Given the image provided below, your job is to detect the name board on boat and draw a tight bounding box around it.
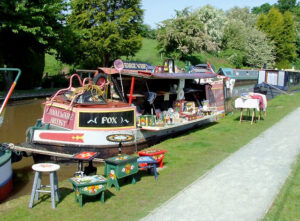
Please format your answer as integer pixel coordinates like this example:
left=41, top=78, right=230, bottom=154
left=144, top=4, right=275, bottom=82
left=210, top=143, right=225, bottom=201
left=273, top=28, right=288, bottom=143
left=123, top=61, right=152, bottom=70
left=43, top=106, right=75, bottom=130
left=78, top=109, right=136, bottom=129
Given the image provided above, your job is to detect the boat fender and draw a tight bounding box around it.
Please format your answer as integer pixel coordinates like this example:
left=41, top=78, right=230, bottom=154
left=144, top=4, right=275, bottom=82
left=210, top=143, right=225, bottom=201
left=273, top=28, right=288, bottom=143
left=0, top=143, right=10, bottom=151
left=177, top=89, right=184, bottom=100
left=11, top=150, right=22, bottom=163
left=26, top=127, right=35, bottom=143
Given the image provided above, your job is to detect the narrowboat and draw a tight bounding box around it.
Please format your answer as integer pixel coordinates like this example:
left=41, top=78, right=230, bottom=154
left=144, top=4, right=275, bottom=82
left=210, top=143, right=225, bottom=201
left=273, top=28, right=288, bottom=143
left=0, top=68, right=22, bottom=201
left=217, top=68, right=259, bottom=112
left=0, top=147, right=13, bottom=201
left=25, top=60, right=225, bottom=158
left=255, top=69, right=300, bottom=99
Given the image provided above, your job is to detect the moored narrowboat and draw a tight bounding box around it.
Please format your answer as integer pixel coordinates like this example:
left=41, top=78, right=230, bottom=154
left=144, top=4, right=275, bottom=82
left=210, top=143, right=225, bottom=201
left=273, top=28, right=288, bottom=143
left=0, top=148, right=13, bottom=201
left=25, top=60, right=226, bottom=159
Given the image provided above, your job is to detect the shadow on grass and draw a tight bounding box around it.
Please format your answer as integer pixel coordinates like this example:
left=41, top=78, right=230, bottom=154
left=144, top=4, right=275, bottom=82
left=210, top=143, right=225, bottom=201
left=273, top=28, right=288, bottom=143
left=80, top=189, right=115, bottom=206
left=31, top=187, right=73, bottom=208
left=233, top=116, right=265, bottom=122
left=137, top=169, right=158, bottom=180
left=176, top=121, right=218, bottom=138
left=11, top=166, right=33, bottom=197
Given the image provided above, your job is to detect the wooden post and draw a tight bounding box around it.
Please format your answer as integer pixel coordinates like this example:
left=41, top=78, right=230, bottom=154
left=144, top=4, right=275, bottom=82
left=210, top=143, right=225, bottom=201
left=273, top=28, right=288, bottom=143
left=240, top=108, right=243, bottom=123
left=129, top=76, right=135, bottom=105
left=251, top=109, right=255, bottom=125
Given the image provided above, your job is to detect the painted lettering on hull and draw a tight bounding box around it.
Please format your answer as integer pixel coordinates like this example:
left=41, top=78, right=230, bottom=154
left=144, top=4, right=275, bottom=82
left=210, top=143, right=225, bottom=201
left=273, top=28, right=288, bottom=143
left=43, top=106, right=75, bottom=129
left=78, top=109, right=135, bottom=129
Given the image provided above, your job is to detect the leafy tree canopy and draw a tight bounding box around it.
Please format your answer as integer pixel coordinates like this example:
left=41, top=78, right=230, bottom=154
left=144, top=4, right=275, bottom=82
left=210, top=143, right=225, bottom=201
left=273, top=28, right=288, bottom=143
left=227, top=7, right=257, bottom=27
left=0, top=0, right=67, bottom=89
left=252, top=3, right=272, bottom=14
left=257, top=7, right=296, bottom=68
left=222, top=7, right=275, bottom=68
left=193, top=5, right=226, bottom=45
left=66, top=0, right=143, bottom=68
left=156, top=7, right=221, bottom=60
left=276, top=0, right=298, bottom=13
left=141, top=24, right=156, bottom=39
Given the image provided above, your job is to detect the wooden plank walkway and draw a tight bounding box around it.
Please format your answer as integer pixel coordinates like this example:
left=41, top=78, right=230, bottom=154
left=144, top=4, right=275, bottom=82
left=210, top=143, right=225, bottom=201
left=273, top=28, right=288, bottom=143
left=8, top=144, right=105, bottom=163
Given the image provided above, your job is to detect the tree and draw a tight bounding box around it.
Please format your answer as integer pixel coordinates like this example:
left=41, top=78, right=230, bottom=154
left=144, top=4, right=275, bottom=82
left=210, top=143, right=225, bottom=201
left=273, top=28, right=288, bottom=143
left=292, top=7, right=300, bottom=57
left=156, top=7, right=220, bottom=60
left=67, top=0, right=143, bottom=68
left=0, top=0, right=67, bottom=89
left=278, top=11, right=297, bottom=67
left=257, top=7, right=296, bottom=68
left=227, top=7, right=257, bottom=27
left=141, top=24, right=156, bottom=39
left=276, top=0, right=298, bottom=13
left=193, top=5, right=226, bottom=47
left=221, top=7, right=275, bottom=68
left=252, top=3, right=272, bottom=14
left=244, top=28, right=275, bottom=68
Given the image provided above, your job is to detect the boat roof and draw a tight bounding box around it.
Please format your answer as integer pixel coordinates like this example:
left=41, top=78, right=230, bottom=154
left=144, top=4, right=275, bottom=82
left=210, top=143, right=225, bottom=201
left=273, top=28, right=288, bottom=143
left=97, top=67, right=217, bottom=79
left=217, top=68, right=258, bottom=80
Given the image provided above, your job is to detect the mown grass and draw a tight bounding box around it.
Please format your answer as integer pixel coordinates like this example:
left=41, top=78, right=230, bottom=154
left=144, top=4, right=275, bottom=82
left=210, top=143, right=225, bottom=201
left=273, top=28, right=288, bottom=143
left=44, top=53, right=69, bottom=77
left=1, top=93, right=300, bottom=221
left=123, top=38, right=163, bottom=66
left=263, top=153, right=300, bottom=221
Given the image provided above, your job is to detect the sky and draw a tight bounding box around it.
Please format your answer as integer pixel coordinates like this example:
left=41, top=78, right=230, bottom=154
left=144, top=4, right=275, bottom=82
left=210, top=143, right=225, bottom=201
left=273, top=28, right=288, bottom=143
left=141, top=0, right=278, bottom=28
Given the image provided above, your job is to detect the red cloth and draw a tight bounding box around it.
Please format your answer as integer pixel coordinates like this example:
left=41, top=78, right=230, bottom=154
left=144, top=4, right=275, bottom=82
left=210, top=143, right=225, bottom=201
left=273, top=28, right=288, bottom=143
left=250, top=95, right=264, bottom=109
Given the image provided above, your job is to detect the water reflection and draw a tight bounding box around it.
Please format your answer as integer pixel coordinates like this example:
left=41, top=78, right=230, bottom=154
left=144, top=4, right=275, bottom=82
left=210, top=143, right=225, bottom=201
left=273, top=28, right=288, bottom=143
left=0, top=99, right=86, bottom=202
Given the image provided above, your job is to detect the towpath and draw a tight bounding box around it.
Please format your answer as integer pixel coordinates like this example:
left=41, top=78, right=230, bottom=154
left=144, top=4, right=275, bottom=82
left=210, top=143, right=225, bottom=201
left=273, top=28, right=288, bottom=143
left=0, top=89, right=58, bottom=102
left=141, top=107, right=300, bottom=221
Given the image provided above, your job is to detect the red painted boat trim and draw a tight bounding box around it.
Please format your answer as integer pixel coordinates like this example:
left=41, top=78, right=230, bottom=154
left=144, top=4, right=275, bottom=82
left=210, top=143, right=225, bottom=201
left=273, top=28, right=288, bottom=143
left=39, top=132, right=84, bottom=143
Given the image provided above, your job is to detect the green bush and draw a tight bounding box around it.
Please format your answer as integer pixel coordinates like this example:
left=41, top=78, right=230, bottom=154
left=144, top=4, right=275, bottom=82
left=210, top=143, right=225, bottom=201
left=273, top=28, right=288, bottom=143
left=41, top=74, right=69, bottom=88
left=220, top=49, right=245, bottom=68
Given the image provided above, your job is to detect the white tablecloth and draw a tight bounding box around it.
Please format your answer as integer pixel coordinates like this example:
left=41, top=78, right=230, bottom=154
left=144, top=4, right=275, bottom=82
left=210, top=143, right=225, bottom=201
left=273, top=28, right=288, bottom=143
left=234, top=98, right=260, bottom=111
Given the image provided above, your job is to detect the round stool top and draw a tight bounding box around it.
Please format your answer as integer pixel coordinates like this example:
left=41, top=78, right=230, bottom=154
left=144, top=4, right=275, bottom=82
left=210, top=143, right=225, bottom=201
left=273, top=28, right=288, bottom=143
left=32, top=163, right=60, bottom=172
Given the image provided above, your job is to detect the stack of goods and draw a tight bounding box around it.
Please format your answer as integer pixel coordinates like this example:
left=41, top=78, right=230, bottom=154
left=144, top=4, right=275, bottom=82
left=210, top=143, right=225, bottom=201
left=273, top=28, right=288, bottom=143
left=138, top=115, right=156, bottom=127
left=138, top=99, right=215, bottom=128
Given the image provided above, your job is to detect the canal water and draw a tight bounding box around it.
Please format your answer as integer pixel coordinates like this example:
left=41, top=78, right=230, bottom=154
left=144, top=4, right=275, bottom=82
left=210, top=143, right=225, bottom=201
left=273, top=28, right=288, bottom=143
left=0, top=99, right=93, bottom=202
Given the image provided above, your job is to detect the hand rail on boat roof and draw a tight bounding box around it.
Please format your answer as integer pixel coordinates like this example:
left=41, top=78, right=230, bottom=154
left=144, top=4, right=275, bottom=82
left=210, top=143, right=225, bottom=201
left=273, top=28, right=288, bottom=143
left=75, top=69, right=97, bottom=73
left=49, top=73, right=83, bottom=105
left=68, top=77, right=93, bottom=107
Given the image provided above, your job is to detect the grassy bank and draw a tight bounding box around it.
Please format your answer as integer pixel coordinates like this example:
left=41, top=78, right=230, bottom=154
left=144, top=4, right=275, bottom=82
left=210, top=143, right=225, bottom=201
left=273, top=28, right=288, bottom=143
left=1, top=93, right=300, bottom=221
left=263, top=153, right=300, bottom=220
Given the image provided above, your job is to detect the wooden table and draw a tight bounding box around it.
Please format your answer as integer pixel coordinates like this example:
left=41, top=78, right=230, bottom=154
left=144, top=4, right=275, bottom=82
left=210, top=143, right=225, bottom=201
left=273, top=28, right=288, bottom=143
left=73, top=151, right=99, bottom=177
left=69, top=175, right=107, bottom=207
left=104, top=155, right=138, bottom=190
left=234, top=98, right=261, bottom=124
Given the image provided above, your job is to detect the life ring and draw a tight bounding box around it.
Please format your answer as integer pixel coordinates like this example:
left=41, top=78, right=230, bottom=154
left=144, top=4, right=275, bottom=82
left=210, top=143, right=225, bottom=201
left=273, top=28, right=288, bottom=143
left=177, top=89, right=184, bottom=100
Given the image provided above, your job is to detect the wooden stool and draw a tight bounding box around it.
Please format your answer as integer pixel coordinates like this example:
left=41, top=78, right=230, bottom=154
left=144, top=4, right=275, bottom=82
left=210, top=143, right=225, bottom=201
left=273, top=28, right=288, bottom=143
left=137, top=156, right=158, bottom=180
left=29, top=163, right=60, bottom=209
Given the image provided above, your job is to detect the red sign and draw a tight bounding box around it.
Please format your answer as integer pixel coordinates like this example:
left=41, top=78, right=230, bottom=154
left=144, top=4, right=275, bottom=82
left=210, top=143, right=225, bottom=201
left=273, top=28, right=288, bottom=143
left=43, top=105, right=75, bottom=129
